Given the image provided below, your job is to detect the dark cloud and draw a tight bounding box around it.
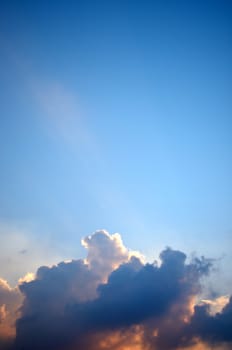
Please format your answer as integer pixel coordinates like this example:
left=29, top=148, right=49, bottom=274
left=73, top=249, right=207, bottom=332
left=0, top=230, right=231, bottom=350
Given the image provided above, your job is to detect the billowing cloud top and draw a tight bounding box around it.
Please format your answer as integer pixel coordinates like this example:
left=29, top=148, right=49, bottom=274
left=0, top=230, right=231, bottom=350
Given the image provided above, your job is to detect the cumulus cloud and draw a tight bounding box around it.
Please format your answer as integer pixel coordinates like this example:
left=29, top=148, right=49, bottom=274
left=0, top=230, right=231, bottom=350
left=82, top=229, right=143, bottom=281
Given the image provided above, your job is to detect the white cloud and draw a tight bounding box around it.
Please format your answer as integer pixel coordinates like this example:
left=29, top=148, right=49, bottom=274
left=82, top=229, right=144, bottom=281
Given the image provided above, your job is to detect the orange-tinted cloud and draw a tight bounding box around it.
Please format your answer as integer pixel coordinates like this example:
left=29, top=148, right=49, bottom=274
left=0, top=279, right=22, bottom=349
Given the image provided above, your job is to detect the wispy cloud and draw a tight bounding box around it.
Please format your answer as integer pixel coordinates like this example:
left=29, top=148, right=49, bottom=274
left=31, top=79, right=100, bottom=158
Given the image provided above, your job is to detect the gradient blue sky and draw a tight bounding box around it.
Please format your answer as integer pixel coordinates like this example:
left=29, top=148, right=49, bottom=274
left=0, top=0, right=231, bottom=288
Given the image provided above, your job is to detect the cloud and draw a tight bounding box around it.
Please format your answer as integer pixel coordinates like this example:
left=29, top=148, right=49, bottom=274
left=82, top=229, right=143, bottom=281
left=0, top=279, right=22, bottom=349
left=0, top=230, right=231, bottom=350
left=200, top=295, right=230, bottom=315
left=18, top=273, right=35, bottom=285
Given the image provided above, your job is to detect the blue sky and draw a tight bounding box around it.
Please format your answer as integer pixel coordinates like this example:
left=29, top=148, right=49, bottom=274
left=0, top=0, right=231, bottom=288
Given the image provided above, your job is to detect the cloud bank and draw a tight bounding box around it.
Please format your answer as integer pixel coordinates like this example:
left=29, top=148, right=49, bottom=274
left=0, top=230, right=231, bottom=350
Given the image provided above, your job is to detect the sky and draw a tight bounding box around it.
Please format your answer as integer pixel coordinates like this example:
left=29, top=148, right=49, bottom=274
left=0, top=1, right=231, bottom=349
